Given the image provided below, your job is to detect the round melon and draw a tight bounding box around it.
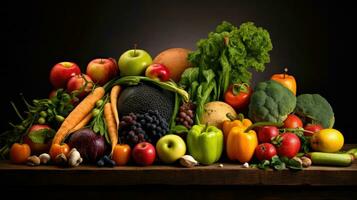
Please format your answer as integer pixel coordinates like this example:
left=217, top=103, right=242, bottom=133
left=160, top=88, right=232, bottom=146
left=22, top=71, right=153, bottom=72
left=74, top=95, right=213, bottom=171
left=153, top=48, right=192, bottom=82
left=117, top=83, right=174, bottom=122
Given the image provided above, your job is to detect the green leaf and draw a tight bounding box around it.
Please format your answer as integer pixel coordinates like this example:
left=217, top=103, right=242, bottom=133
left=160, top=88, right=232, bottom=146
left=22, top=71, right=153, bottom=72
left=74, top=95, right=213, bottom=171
left=287, top=158, right=303, bottom=170
left=28, top=129, right=55, bottom=144
left=170, top=125, right=189, bottom=134
left=257, top=160, right=270, bottom=170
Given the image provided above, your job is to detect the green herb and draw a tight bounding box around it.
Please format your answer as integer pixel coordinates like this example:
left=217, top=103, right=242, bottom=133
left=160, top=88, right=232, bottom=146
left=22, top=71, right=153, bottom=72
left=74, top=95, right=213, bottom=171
left=89, top=94, right=110, bottom=143
left=252, top=156, right=303, bottom=171
left=0, top=89, right=77, bottom=159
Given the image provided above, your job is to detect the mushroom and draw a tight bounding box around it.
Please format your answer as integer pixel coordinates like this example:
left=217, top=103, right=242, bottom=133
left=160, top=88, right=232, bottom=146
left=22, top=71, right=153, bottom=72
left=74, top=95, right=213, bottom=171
left=68, top=148, right=83, bottom=167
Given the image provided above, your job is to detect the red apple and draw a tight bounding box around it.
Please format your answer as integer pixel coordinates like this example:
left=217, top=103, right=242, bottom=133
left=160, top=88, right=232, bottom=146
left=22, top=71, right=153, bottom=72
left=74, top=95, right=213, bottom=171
left=23, top=124, right=53, bottom=155
left=258, top=126, right=280, bottom=143
left=145, top=63, right=171, bottom=82
left=86, top=58, right=118, bottom=86
left=66, top=74, right=93, bottom=98
left=49, top=62, right=81, bottom=88
left=304, top=124, right=323, bottom=136
left=132, top=142, right=156, bottom=166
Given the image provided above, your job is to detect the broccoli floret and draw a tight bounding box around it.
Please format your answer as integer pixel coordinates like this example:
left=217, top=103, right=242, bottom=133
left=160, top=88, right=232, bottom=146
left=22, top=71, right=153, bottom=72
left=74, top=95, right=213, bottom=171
left=294, top=94, right=334, bottom=128
left=248, top=80, right=296, bottom=123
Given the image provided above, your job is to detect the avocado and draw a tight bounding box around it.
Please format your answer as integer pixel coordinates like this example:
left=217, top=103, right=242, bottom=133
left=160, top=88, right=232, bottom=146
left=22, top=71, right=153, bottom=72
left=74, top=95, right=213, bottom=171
left=117, top=82, right=174, bottom=122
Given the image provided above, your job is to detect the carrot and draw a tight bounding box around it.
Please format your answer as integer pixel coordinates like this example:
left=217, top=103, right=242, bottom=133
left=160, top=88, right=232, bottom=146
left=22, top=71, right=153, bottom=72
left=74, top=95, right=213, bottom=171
left=110, top=85, right=121, bottom=129
left=52, top=87, right=105, bottom=145
left=69, top=113, right=93, bottom=133
left=104, top=102, right=118, bottom=154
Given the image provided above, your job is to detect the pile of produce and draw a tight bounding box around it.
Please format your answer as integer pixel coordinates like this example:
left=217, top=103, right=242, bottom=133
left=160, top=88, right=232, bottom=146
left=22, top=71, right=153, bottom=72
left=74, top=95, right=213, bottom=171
left=1, top=21, right=356, bottom=169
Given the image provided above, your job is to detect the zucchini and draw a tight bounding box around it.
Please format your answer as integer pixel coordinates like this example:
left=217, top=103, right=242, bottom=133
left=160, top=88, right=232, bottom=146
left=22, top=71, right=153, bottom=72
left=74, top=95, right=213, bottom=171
left=310, top=152, right=354, bottom=167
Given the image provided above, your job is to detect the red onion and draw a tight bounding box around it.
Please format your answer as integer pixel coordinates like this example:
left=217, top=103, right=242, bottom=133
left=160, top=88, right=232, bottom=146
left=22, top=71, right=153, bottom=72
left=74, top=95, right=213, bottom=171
left=68, top=128, right=106, bottom=163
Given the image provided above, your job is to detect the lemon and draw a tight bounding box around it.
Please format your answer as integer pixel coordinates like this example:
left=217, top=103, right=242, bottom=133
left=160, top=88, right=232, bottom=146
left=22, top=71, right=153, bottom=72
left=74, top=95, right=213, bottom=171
left=311, top=129, right=344, bottom=152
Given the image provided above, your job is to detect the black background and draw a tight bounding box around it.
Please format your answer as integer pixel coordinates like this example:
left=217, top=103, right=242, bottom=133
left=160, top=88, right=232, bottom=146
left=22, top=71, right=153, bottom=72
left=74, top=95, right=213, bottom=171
left=3, top=0, right=355, bottom=143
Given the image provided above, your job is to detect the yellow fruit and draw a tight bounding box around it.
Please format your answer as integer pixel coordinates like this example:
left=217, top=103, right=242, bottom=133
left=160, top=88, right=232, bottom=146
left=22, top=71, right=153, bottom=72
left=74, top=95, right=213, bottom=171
left=311, top=129, right=344, bottom=153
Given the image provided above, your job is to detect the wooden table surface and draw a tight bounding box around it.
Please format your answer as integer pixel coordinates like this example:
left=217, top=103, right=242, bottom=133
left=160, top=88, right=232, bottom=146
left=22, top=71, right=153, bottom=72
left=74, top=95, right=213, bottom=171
left=1, top=144, right=357, bottom=187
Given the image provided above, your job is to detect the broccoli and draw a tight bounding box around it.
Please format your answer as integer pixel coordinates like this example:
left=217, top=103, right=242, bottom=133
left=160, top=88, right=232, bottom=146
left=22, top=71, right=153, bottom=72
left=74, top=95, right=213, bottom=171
left=248, top=80, right=296, bottom=123
left=294, top=94, right=334, bottom=128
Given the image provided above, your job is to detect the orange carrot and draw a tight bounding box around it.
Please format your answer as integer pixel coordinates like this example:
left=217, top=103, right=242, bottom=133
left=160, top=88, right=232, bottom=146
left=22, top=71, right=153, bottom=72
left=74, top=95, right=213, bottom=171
left=104, top=102, right=118, bottom=154
left=110, top=85, right=121, bottom=129
left=52, top=87, right=105, bottom=145
left=69, top=113, right=93, bottom=133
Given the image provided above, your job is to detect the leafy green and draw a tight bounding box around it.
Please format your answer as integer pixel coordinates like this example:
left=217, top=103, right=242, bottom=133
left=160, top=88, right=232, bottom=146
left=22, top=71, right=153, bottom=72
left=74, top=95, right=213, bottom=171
left=180, top=21, right=272, bottom=124
left=253, top=156, right=303, bottom=171
left=28, top=129, right=55, bottom=144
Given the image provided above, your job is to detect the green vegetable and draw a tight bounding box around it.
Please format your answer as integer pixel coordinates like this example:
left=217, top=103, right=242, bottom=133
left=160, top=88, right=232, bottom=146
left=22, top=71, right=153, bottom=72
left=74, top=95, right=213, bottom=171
left=0, top=89, right=77, bottom=159
left=294, top=94, right=335, bottom=128
left=248, top=80, right=296, bottom=123
left=310, top=152, right=354, bottom=166
left=187, top=124, right=223, bottom=165
left=253, top=155, right=303, bottom=170
left=180, top=21, right=272, bottom=124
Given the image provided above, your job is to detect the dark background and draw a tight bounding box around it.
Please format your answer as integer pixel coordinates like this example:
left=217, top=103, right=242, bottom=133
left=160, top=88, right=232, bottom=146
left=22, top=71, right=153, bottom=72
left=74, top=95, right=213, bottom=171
left=3, top=0, right=355, bottom=142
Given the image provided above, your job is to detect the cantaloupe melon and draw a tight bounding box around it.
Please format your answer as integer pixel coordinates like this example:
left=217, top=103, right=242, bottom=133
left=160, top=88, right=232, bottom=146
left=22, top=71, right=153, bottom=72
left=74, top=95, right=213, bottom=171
left=153, top=48, right=191, bottom=82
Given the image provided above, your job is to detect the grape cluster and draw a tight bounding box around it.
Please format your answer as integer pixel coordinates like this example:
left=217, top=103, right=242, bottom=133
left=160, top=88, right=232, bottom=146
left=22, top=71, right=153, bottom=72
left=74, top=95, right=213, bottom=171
left=176, top=102, right=195, bottom=129
left=119, top=110, right=169, bottom=147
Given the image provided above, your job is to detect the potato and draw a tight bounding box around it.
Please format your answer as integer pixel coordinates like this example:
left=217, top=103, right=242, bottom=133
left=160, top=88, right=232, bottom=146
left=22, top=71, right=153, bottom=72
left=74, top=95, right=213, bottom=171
left=200, top=101, right=237, bottom=129
left=153, top=48, right=191, bottom=82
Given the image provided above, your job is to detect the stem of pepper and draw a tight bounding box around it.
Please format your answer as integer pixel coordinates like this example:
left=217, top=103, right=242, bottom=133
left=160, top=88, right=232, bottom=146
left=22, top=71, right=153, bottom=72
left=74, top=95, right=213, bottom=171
left=279, top=128, right=314, bottom=135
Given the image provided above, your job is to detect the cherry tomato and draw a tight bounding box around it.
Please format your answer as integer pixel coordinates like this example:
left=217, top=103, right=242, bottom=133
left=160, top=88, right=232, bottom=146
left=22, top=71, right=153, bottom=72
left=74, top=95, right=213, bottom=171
left=49, top=143, right=70, bottom=159
left=23, top=124, right=52, bottom=155
left=224, top=83, right=253, bottom=110
left=10, top=143, right=31, bottom=164
left=112, top=144, right=131, bottom=166
left=283, top=114, right=303, bottom=129
left=255, top=143, right=277, bottom=161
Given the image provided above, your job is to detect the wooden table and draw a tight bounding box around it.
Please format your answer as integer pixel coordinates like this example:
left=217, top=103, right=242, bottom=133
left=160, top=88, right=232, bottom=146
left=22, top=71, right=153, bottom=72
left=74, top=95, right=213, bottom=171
left=1, top=145, right=357, bottom=199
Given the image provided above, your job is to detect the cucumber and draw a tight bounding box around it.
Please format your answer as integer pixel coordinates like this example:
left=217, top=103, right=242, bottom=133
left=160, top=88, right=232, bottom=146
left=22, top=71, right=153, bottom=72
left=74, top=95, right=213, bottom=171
left=346, top=148, right=357, bottom=158
left=310, top=152, right=354, bottom=167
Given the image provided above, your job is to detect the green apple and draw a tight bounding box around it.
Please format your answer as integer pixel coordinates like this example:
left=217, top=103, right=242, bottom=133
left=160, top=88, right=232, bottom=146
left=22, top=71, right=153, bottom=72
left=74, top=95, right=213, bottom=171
left=118, top=49, right=152, bottom=76
left=156, top=134, right=186, bottom=164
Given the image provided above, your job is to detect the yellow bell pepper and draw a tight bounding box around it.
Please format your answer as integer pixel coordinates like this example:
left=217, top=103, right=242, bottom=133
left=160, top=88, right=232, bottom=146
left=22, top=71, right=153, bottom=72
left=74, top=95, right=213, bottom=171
left=222, top=115, right=252, bottom=146
left=226, top=126, right=258, bottom=163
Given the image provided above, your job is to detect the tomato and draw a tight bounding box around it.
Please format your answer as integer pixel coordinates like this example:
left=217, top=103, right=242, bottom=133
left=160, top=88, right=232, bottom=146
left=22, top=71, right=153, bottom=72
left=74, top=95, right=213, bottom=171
left=23, top=124, right=52, bottom=155
left=275, top=133, right=301, bottom=158
left=255, top=143, right=277, bottom=161
left=10, top=143, right=31, bottom=164
left=257, top=126, right=279, bottom=143
left=304, top=124, right=323, bottom=136
left=49, top=143, right=70, bottom=159
left=224, top=83, right=253, bottom=110
left=112, top=144, right=131, bottom=166
left=283, top=114, right=303, bottom=129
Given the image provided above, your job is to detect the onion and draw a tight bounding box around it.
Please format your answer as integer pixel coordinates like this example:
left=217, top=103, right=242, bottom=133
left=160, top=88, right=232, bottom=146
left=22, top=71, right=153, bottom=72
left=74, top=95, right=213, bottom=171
left=67, top=128, right=106, bottom=163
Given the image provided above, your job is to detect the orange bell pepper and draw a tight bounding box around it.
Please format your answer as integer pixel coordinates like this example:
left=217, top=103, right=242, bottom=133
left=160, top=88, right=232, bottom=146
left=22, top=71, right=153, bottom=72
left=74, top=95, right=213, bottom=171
left=271, top=68, right=297, bottom=95
left=222, top=114, right=252, bottom=146
left=226, top=126, right=258, bottom=163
